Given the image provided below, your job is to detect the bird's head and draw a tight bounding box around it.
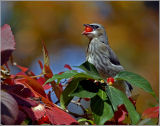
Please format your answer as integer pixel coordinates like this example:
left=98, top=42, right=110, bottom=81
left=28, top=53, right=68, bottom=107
left=82, top=23, right=106, bottom=39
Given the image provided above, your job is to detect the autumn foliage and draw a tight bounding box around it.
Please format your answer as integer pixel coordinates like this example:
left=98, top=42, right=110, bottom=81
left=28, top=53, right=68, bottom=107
left=1, top=24, right=159, bottom=125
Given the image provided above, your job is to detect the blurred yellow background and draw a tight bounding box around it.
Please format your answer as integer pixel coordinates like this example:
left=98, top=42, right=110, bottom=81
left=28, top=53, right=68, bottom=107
left=2, top=1, right=159, bottom=113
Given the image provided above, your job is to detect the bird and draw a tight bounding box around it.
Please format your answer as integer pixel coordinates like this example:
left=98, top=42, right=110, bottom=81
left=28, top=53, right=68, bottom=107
left=82, top=23, right=132, bottom=97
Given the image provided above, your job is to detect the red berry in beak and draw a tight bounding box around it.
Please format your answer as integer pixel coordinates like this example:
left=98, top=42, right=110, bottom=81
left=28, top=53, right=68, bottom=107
left=82, top=26, right=93, bottom=35
left=107, top=77, right=114, bottom=85
left=85, top=26, right=93, bottom=32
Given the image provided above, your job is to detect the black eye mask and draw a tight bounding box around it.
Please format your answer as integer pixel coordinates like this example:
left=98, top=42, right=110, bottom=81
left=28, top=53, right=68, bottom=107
left=90, top=25, right=99, bottom=29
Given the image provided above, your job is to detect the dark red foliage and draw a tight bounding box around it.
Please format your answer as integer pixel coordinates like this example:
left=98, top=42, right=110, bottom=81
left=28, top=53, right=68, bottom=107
left=15, top=110, right=27, bottom=125
left=1, top=90, right=19, bottom=125
left=45, top=107, right=79, bottom=125
left=113, top=97, right=136, bottom=123
left=38, top=60, right=43, bottom=70
left=22, top=103, right=79, bottom=125
left=1, top=24, right=78, bottom=125
left=1, top=84, right=34, bottom=98
left=1, top=24, right=16, bottom=65
left=114, top=104, right=127, bottom=123
left=37, top=77, right=51, bottom=90
left=10, top=93, right=38, bottom=107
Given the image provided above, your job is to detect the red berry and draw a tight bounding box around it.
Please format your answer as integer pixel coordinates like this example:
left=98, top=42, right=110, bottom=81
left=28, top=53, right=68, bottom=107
left=107, top=77, right=114, bottom=85
left=85, top=26, right=93, bottom=32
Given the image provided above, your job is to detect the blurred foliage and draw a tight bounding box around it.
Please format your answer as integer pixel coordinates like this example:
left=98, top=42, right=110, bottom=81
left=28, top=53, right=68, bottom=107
left=2, top=1, right=159, bottom=113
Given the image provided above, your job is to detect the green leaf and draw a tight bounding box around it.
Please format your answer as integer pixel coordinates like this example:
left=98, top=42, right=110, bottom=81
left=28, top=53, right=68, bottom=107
left=106, top=86, right=140, bottom=124
left=60, top=78, right=83, bottom=109
left=70, top=80, right=99, bottom=98
left=114, top=71, right=153, bottom=94
left=78, top=118, right=87, bottom=123
left=78, top=118, right=94, bottom=125
left=74, top=72, right=102, bottom=80
left=44, top=70, right=78, bottom=85
left=45, top=69, right=102, bottom=86
left=75, top=61, right=99, bottom=75
left=75, top=61, right=102, bottom=80
left=97, top=89, right=107, bottom=101
left=106, top=86, right=122, bottom=111
left=91, top=90, right=114, bottom=125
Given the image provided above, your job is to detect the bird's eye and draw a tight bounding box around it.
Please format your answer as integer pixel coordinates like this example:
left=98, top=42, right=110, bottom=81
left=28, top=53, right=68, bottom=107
left=94, top=25, right=99, bottom=29
left=90, top=25, right=99, bottom=29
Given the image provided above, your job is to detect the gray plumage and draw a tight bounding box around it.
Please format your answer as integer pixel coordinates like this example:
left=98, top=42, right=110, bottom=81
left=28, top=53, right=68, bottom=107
left=83, top=23, right=132, bottom=97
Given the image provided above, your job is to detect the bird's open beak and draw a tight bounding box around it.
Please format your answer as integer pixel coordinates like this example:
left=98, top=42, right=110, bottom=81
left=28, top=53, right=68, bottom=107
left=81, top=31, right=87, bottom=35
left=81, top=24, right=90, bottom=35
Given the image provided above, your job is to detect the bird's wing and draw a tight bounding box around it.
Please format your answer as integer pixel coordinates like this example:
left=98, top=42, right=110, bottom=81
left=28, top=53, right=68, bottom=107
left=106, top=45, right=121, bottom=65
left=99, top=43, right=121, bottom=66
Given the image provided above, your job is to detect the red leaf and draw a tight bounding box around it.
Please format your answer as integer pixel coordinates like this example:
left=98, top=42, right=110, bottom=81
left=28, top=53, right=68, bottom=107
left=44, top=65, right=53, bottom=79
left=42, top=65, right=63, bottom=100
left=1, top=90, right=19, bottom=125
left=3, top=78, right=15, bottom=85
left=15, top=110, right=27, bottom=125
left=23, top=103, right=78, bottom=125
left=38, top=60, right=43, bottom=70
left=37, top=77, right=51, bottom=90
left=142, top=106, right=159, bottom=118
left=47, top=91, right=52, bottom=102
left=20, top=106, right=39, bottom=122
left=54, top=84, right=63, bottom=100
left=16, top=71, right=26, bottom=76
left=1, top=24, right=16, bottom=65
left=15, top=79, right=39, bottom=98
left=15, top=64, right=28, bottom=73
left=31, top=104, right=46, bottom=120
left=17, top=78, right=55, bottom=107
left=114, top=104, right=127, bottom=122
left=114, top=97, right=136, bottom=123
left=10, top=92, right=38, bottom=107
left=1, top=84, right=34, bottom=98
left=22, top=75, right=47, bottom=98
left=64, top=64, right=72, bottom=70
left=46, top=107, right=78, bottom=125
